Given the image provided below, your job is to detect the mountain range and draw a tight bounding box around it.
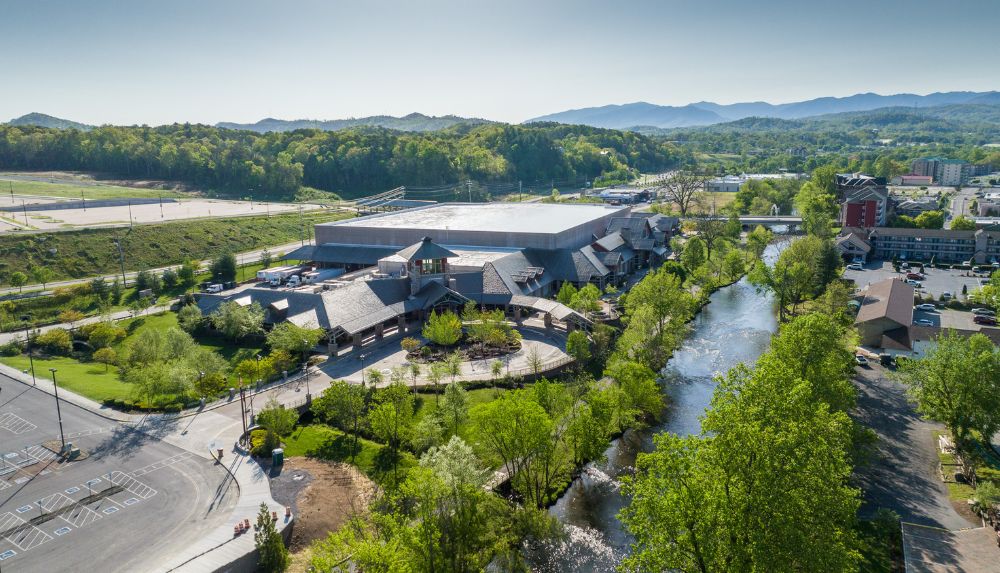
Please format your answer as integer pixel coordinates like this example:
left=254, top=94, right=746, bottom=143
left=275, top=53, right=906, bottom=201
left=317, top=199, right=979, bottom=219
left=527, top=91, right=1000, bottom=129
left=216, top=112, right=491, bottom=133
left=6, top=91, right=1000, bottom=134
left=7, top=112, right=94, bottom=131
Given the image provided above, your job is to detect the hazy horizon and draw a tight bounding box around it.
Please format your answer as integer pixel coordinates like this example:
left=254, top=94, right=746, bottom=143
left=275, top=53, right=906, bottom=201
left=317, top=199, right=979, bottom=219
left=3, top=0, right=999, bottom=126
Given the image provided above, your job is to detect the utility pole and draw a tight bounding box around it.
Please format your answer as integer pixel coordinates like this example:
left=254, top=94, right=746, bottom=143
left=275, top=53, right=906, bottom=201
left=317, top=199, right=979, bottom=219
left=158, top=195, right=163, bottom=218
left=49, top=368, right=66, bottom=451
left=9, top=180, right=13, bottom=204
left=81, top=189, right=86, bottom=211
left=22, top=200, right=28, bottom=226
left=298, top=206, right=305, bottom=246
left=112, top=236, right=127, bottom=286
left=467, top=180, right=473, bottom=203
left=127, top=200, right=133, bottom=228
left=518, top=180, right=522, bottom=202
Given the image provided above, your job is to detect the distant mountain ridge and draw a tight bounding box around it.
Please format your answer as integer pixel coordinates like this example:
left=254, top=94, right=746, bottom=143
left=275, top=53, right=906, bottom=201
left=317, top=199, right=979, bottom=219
left=526, top=91, right=1000, bottom=129
left=216, top=112, right=493, bottom=133
left=7, top=112, right=94, bottom=131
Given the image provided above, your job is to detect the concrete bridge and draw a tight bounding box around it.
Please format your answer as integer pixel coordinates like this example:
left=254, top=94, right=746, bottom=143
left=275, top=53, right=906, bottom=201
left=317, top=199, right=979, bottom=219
left=704, top=215, right=802, bottom=231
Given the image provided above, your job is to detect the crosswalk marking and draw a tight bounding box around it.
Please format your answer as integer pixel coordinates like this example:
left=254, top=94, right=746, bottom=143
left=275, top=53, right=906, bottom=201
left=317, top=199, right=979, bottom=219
left=129, top=451, right=194, bottom=477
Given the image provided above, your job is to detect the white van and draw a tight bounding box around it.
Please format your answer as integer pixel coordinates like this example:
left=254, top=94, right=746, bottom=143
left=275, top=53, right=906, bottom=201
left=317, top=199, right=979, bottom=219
left=206, top=284, right=223, bottom=293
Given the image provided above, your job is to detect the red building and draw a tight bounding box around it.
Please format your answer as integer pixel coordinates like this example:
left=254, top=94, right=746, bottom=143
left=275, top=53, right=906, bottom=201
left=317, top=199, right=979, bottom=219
left=837, top=173, right=889, bottom=228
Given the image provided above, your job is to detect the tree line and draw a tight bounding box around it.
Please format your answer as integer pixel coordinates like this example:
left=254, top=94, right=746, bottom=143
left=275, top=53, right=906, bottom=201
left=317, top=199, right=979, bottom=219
left=0, top=122, right=687, bottom=199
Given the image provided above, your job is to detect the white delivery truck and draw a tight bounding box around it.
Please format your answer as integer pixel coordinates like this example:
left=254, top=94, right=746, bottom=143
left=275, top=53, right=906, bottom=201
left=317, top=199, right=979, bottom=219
left=256, top=265, right=305, bottom=286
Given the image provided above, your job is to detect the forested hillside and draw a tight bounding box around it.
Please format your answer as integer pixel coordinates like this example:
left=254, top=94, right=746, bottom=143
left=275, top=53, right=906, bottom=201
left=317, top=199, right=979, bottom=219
left=655, top=104, right=1000, bottom=174
left=0, top=122, right=687, bottom=199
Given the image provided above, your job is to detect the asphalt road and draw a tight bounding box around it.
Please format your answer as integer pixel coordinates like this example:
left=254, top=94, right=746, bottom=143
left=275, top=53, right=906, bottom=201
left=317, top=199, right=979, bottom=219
left=947, top=187, right=980, bottom=225
left=0, top=374, right=237, bottom=572
left=851, top=363, right=974, bottom=530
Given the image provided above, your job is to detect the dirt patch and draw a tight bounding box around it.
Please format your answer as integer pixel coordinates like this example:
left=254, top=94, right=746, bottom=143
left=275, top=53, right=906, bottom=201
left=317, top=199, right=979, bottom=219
left=271, top=457, right=375, bottom=553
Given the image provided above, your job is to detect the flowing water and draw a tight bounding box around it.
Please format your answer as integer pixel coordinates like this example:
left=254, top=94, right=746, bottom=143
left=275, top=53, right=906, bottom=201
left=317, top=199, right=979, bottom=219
left=527, top=242, right=786, bottom=572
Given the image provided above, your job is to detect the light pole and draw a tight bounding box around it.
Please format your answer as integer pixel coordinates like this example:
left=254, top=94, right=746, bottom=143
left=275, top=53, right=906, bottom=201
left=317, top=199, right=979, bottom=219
left=359, top=353, right=367, bottom=388
left=302, top=361, right=311, bottom=396
left=21, top=315, right=35, bottom=385
left=50, top=368, right=65, bottom=451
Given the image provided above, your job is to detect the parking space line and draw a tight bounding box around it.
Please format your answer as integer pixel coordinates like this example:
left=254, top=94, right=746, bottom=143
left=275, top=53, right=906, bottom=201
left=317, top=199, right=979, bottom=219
left=36, top=493, right=74, bottom=514
left=0, top=513, right=52, bottom=552
left=0, top=512, right=21, bottom=532
left=128, top=451, right=194, bottom=478
left=0, top=412, right=37, bottom=435
left=24, top=445, right=58, bottom=463
left=109, top=471, right=156, bottom=499
left=61, top=503, right=102, bottom=528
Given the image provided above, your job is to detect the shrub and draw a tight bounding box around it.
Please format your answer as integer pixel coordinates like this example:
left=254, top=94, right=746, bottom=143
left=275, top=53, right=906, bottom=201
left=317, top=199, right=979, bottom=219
left=422, top=310, right=462, bottom=346
left=0, top=340, right=23, bottom=356
left=252, top=429, right=280, bottom=457
left=36, top=328, right=72, bottom=355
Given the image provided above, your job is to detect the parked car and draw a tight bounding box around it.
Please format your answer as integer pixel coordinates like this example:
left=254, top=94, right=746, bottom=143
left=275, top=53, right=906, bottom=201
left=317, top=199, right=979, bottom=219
left=901, top=262, right=910, bottom=270
left=915, top=303, right=936, bottom=311
left=915, top=318, right=934, bottom=326
left=905, top=279, right=921, bottom=286
left=205, top=284, right=223, bottom=293
left=854, top=354, right=868, bottom=365
left=973, top=315, right=997, bottom=326
left=879, top=353, right=895, bottom=367
left=846, top=263, right=863, bottom=271
left=972, top=308, right=996, bottom=316
left=941, top=291, right=953, bottom=300
left=906, top=272, right=924, bottom=280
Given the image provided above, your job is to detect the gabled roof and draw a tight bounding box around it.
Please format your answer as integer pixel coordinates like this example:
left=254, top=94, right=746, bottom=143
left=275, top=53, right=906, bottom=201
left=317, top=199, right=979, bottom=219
left=606, top=217, right=652, bottom=237
left=641, top=213, right=680, bottom=232
left=856, top=278, right=914, bottom=327
left=395, top=237, right=458, bottom=262
left=836, top=232, right=872, bottom=254
left=593, top=232, right=626, bottom=252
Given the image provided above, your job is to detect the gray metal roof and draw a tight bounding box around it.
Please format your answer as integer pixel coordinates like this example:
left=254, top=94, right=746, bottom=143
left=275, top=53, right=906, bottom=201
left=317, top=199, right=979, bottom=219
left=395, top=237, right=458, bottom=262
left=296, top=243, right=402, bottom=265
left=593, top=232, right=626, bottom=252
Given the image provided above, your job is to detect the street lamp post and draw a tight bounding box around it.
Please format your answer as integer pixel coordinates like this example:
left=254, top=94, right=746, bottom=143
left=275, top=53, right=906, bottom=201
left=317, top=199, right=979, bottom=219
left=359, top=353, right=368, bottom=388
left=49, top=368, right=65, bottom=451
left=21, top=315, right=35, bottom=385
left=302, top=361, right=311, bottom=395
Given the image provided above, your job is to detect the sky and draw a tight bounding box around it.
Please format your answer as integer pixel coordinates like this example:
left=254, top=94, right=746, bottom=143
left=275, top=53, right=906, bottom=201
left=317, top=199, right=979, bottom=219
left=2, top=0, right=999, bottom=126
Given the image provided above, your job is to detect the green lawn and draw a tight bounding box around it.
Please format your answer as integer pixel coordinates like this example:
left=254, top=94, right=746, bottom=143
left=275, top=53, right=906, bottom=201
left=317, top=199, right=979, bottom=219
left=1, top=310, right=265, bottom=405
left=934, top=430, right=1000, bottom=502
left=1, top=178, right=189, bottom=200
left=283, top=424, right=416, bottom=482
left=413, top=387, right=502, bottom=443
left=0, top=353, right=131, bottom=402
left=119, top=311, right=264, bottom=366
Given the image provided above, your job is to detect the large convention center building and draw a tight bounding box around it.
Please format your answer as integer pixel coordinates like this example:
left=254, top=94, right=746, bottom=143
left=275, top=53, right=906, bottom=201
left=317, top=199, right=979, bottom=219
left=197, top=202, right=677, bottom=352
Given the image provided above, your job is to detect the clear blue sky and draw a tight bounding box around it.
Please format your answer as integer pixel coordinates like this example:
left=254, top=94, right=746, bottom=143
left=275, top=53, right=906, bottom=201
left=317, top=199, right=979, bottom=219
left=2, top=0, right=998, bottom=125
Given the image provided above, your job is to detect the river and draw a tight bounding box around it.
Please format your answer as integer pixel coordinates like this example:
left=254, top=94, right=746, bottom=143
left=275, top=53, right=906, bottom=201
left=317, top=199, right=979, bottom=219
left=526, top=241, right=786, bottom=572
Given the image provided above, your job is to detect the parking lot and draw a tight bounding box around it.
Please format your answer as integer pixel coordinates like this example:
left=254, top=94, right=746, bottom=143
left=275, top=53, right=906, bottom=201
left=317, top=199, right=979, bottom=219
left=843, top=260, right=989, bottom=302
left=0, top=375, right=237, bottom=572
